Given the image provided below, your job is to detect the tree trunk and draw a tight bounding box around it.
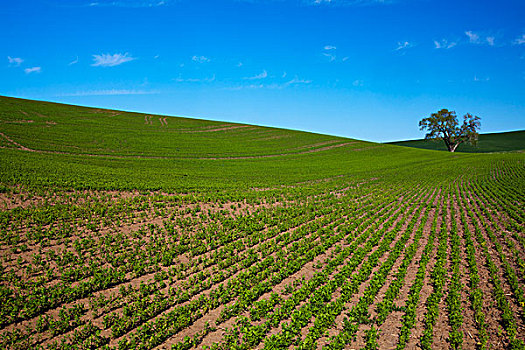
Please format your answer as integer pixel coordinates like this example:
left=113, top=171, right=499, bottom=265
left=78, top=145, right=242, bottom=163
left=449, top=143, right=460, bottom=152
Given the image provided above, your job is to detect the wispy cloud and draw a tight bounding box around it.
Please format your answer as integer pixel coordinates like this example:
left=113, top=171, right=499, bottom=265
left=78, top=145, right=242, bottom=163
left=321, top=45, right=348, bottom=62
left=175, top=74, right=216, bottom=83
left=69, top=56, right=79, bottom=65
left=473, top=75, right=490, bottom=82
left=465, top=31, right=495, bottom=46
left=92, top=53, right=135, bottom=67
left=24, top=67, right=41, bottom=74
left=352, top=79, right=363, bottom=86
left=229, top=75, right=311, bottom=90
left=243, top=70, right=268, bottom=80
left=395, top=41, right=412, bottom=51
left=306, top=0, right=393, bottom=6
left=191, top=55, right=210, bottom=63
left=60, top=89, right=159, bottom=96
left=7, top=56, right=24, bottom=67
left=514, top=34, right=525, bottom=45
left=434, top=39, right=457, bottom=49
left=322, top=52, right=336, bottom=62
left=88, top=1, right=168, bottom=7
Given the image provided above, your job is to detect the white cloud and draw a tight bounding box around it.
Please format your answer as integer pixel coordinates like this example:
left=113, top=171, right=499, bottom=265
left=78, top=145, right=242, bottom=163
left=434, top=39, right=457, bottom=49
left=7, top=56, right=23, bottom=67
left=395, top=41, right=412, bottom=51
left=154, top=55, right=160, bottom=59
left=243, top=70, right=268, bottom=80
left=192, top=55, right=210, bottom=63
left=352, top=79, right=363, bottom=86
left=324, top=45, right=337, bottom=50
left=465, top=31, right=480, bottom=44
left=69, top=56, right=79, bottom=65
left=282, top=72, right=287, bottom=78
left=237, top=62, right=243, bottom=67
left=342, top=56, right=349, bottom=62
left=175, top=74, right=216, bottom=83
left=24, top=67, right=41, bottom=74
left=465, top=31, right=497, bottom=46
left=60, top=89, right=159, bottom=96
left=514, top=34, right=525, bottom=45
left=92, top=53, right=135, bottom=67
left=473, top=75, right=490, bottom=82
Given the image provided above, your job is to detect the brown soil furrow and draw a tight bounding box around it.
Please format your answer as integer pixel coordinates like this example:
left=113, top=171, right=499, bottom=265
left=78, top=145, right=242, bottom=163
left=452, top=195, right=480, bottom=349
left=276, top=189, right=426, bottom=349
left=4, top=202, right=327, bottom=344
left=325, top=189, right=435, bottom=349
left=457, top=190, right=511, bottom=348
left=428, top=196, right=453, bottom=350
left=463, top=196, right=525, bottom=342
left=378, top=195, right=444, bottom=349
left=194, top=192, right=413, bottom=350
left=468, top=190, right=525, bottom=270
left=105, top=208, right=352, bottom=348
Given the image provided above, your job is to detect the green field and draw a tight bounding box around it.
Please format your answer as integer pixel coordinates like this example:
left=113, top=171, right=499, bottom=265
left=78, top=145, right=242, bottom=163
left=1, top=96, right=524, bottom=350
left=388, top=130, right=525, bottom=153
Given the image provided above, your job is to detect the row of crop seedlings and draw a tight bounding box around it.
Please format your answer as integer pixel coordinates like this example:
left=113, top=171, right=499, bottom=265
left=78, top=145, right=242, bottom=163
left=120, top=184, right=424, bottom=350
left=221, top=186, right=431, bottom=350
left=467, top=176, right=525, bottom=255
left=360, top=188, right=438, bottom=349
left=17, top=186, right=380, bottom=348
left=453, top=183, right=489, bottom=349
left=487, top=160, right=524, bottom=215
left=0, top=193, right=356, bottom=348
left=0, top=190, right=333, bottom=329
left=0, top=195, right=221, bottom=296
left=322, top=187, right=437, bottom=350
left=204, top=185, right=429, bottom=350
left=354, top=193, right=440, bottom=350
left=419, top=190, right=450, bottom=350
left=313, top=189, right=434, bottom=350
left=465, top=179, right=525, bottom=319
left=117, top=186, right=421, bottom=350
left=457, top=181, right=525, bottom=349
left=475, top=175, right=524, bottom=234
left=468, top=178, right=525, bottom=290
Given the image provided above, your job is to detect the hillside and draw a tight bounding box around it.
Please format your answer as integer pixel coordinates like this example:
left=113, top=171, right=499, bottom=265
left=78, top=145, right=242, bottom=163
left=0, top=95, right=517, bottom=191
left=388, top=130, right=525, bottom=153
left=1, top=96, right=524, bottom=350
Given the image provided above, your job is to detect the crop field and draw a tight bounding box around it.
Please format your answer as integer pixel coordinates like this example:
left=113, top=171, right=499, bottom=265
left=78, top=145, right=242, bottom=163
left=0, top=96, right=524, bottom=350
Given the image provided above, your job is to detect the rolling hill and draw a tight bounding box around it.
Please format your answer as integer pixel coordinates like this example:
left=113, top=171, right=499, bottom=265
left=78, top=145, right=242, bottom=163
left=388, top=130, right=525, bottom=153
left=1, top=95, right=524, bottom=350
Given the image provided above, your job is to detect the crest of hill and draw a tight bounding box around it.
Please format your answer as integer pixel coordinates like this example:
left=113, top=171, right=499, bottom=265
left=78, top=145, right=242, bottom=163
left=387, top=130, right=525, bottom=153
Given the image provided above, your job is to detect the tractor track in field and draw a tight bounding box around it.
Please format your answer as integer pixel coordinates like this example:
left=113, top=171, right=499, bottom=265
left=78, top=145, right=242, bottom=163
left=0, top=130, right=362, bottom=160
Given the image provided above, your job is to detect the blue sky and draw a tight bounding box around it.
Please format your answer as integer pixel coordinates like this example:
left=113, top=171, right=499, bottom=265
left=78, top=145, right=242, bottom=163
left=2, top=0, right=524, bottom=142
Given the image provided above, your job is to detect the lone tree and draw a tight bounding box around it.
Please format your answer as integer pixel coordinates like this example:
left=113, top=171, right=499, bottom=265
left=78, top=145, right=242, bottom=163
left=419, top=109, right=481, bottom=152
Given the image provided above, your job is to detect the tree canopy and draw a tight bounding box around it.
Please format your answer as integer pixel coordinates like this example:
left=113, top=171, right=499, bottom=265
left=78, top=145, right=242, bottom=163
left=419, top=109, right=481, bottom=152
